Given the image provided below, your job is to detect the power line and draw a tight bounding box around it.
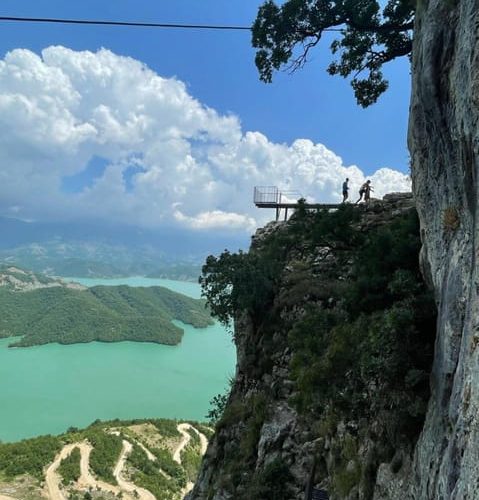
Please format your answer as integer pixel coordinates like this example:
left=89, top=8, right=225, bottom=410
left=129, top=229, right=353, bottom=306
left=0, top=15, right=344, bottom=32
left=0, top=16, right=253, bottom=31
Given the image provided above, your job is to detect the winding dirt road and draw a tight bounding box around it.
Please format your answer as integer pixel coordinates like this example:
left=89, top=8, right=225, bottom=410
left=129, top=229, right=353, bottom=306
left=173, top=424, right=209, bottom=498
left=173, top=424, right=192, bottom=465
left=43, top=423, right=209, bottom=500
left=113, top=440, right=156, bottom=500
left=44, top=443, right=79, bottom=500
left=45, top=441, right=121, bottom=500
left=76, top=442, right=121, bottom=495
left=173, top=423, right=208, bottom=462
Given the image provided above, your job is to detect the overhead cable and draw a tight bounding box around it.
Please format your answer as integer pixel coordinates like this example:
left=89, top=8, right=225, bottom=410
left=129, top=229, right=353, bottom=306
left=0, top=15, right=344, bottom=32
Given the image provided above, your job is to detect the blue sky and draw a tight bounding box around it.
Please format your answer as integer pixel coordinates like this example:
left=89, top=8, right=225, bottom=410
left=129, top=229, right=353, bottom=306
left=0, top=1, right=412, bottom=232
left=0, top=0, right=411, bottom=172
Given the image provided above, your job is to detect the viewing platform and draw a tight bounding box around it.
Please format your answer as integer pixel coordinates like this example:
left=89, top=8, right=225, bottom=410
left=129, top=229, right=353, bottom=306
left=254, top=186, right=340, bottom=221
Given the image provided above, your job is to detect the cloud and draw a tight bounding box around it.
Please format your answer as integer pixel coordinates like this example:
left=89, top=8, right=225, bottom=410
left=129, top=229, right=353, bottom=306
left=173, top=208, right=257, bottom=231
left=0, top=46, right=411, bottom=232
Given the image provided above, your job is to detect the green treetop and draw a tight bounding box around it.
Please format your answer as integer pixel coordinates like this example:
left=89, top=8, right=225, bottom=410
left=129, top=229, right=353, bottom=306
left=252, top=0, right=415, bottom=107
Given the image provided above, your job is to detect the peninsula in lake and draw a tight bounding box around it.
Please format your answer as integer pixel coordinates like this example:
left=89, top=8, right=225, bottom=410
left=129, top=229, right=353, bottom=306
left=0, top=267, right=213, bottom=348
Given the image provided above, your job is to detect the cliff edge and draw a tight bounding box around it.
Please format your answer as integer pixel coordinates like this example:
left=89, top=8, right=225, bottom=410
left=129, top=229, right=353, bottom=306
left=191, top=193, right=437, bottom=500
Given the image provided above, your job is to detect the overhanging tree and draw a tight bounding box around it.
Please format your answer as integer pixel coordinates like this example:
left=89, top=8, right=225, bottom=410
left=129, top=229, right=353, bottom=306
left=252, top=0, right=415, bottom=107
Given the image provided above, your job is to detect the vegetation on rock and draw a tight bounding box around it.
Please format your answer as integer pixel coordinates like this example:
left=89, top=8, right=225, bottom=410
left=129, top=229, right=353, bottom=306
left=200, top=201, right=437, bottom=498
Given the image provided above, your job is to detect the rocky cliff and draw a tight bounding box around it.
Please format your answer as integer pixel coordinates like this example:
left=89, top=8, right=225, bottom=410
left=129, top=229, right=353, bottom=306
left=396, top=0, right=479, bottom=498
left=190, top=194, right=437, bottom=500
left=188, top=2, right=479, bottom=497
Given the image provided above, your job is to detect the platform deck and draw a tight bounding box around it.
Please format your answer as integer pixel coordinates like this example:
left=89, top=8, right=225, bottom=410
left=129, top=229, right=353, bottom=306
left=255, top=201, right=341, bottom=221
left=254, top=202, right=340, bottom=209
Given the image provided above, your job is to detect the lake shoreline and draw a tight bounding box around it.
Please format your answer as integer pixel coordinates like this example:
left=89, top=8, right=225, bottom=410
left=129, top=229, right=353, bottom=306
left=0, top=278, right=235, bottom=442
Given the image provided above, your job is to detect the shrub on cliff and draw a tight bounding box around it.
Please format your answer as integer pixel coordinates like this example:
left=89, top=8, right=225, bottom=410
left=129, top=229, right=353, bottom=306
left=200, top=225, right=296, bottom=326
left=200, top=204, right=361, bottom=328
left=289, top=209, right=436, bottom=441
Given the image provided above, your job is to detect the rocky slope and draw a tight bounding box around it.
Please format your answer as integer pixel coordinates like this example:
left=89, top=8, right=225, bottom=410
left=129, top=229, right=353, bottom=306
left=191, top=194, right=437, bottom=499
left=0, top=266, right=85, bottom=292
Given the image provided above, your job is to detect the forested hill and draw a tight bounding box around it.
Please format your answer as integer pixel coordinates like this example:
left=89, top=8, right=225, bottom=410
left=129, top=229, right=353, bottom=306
left=0, top=267, right=213, bottom=348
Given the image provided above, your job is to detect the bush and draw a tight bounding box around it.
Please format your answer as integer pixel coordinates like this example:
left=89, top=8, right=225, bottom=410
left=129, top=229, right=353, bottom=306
left=127, top=444, right=181, bottom=498
left=151, top=419, right=180, bottom=438
left=58, top=447, right=81, bottom=485
left=207, top=378, right=233, bottom=425
left=207, top=393, right=230, bottom=425
left=181, top=441, right=202, bottom=482
left=247, top=458, right=294, bottom=500
left=289, top=209, right=436, bottom=443
left=0, top=435, right=61, bottom=479
left=84, top=430, right=122, bottom=484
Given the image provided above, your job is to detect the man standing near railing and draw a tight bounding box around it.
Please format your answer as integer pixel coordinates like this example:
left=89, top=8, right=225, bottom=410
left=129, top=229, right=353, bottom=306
left=342, top=178, right=349, bottom=203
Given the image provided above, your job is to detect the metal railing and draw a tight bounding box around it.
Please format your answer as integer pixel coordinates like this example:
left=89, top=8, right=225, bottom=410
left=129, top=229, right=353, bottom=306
left=254, top=186, right=279, bottom=205
left=253, top=186, right=302, bottom=205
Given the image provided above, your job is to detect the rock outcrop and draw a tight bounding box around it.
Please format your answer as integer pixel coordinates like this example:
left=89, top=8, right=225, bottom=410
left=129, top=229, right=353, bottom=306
left=0, top=266, right=86, bottom=292
left=190, top=194, right=435, bottom=500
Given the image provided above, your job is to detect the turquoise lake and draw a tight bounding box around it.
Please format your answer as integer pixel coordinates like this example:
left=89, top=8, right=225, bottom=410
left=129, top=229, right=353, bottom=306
left=0, top=277, right=236, bottom=442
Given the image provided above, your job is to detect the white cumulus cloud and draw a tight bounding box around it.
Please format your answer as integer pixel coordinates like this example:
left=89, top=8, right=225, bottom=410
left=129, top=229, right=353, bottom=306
left=0, top=46, right=411, bottom=232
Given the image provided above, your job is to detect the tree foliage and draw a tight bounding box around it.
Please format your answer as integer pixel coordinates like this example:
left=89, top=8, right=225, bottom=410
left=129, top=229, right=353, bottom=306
left=0, top=435, right=61, bottom=479
left=252, top=0, right=415, bottom=106
left=200, top=241, right=290, bottom=327
left=58, top=447, right=81, bottom=485
left=84, top=429, right=123, bottom=484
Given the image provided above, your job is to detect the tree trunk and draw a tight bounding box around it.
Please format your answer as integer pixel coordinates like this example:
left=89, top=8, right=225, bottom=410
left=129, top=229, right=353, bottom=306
left=406, top=0, right=479, bottom=497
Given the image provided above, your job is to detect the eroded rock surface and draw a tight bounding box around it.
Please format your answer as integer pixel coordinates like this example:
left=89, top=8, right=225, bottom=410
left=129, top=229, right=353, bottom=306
left=380, top=1, right=479, bottom=499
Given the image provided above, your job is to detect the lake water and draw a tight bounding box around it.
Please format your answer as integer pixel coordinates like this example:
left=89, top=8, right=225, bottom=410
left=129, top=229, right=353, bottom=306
left=0, top=278, right=236, bottom=442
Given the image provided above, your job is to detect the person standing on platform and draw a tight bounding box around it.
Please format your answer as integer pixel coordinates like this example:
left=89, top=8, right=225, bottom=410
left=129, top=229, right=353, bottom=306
left=342, top=178, right=349, bottom=203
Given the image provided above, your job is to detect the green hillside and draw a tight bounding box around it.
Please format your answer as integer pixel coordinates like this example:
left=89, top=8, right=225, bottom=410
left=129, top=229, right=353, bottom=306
left=0, top=418, right=211, bottom=500
left=0, top=271, right=213, bottom=347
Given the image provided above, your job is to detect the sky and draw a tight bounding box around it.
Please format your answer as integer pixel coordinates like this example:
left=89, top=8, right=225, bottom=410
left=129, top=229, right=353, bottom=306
left=0, top=1, right=412, bottom=234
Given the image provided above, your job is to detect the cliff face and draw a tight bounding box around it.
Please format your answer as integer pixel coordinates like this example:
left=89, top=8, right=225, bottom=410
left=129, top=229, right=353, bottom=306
left=394, top=1, right=479, bottom=498
left=190, top=3, right=479, bottom=497
left=191, top=194, right=436, bottom=500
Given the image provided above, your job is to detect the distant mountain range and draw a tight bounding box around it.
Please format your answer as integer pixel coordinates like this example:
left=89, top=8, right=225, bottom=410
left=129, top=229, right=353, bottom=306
left=0, top=216, right=249, bottom=280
